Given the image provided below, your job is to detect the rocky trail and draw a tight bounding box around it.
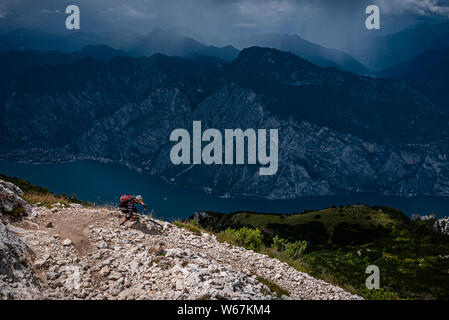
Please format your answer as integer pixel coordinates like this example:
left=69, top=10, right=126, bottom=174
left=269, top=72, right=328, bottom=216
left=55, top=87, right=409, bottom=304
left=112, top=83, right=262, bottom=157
left=0, top=180, right=361, bottom=300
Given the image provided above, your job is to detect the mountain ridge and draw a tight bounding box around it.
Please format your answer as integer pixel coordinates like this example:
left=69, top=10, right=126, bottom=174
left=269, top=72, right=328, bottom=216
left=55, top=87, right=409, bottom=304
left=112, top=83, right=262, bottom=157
left=0, top=27, right=369, bottom=74
left=235, top=33, right=370, bottom=75
left=1, top=47, right=449, bottom=199
left=377, top=46, right=449, bottom=114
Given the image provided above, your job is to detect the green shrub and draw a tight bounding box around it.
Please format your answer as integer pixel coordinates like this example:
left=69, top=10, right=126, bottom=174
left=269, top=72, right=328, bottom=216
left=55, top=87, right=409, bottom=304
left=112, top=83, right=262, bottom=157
left=284, top=240, right=308, bottom=259
left=272, top=235, right=308, bottom=259
left=361, top=288, right=398, bottom=300
left=272, top=235, right=288, bottom=251
left=218, top=227, right=263, bottom=251
left=189, top=219, right=202, bottom=229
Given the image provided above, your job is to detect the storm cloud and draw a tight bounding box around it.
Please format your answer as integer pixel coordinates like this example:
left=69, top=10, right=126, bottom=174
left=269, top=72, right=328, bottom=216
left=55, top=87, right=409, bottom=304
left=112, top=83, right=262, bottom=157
left=0, top=0, right=448, bottom=49
left=379, top=0, right=449, bottom=16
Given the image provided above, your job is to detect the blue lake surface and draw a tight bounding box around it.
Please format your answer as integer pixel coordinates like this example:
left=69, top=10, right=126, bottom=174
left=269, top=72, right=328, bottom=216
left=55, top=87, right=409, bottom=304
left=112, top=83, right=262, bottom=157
left=1, top=159, right=449, bottom=220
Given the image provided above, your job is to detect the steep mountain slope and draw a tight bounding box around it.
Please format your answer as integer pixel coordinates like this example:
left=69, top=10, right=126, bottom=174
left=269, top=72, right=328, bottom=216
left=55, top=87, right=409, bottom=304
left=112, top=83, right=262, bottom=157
left=378, top=47, right=449, bottom=114
left=0, top=180, right=360, bottom=300
left=237, top=33, right=370, bottom=75
left=1, top=48, right=449, bottom=198
left=224, top=47, right=447, bottom=143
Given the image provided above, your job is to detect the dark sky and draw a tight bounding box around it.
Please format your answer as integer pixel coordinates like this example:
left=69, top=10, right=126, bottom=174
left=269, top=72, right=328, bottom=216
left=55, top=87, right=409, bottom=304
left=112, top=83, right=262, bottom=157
left=1, top=0, right=448, bottom=50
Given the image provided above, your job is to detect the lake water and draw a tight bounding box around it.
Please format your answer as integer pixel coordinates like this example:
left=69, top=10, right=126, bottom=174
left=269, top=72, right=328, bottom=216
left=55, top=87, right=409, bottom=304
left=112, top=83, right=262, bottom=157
left=1, top=159, right=449, bottom=220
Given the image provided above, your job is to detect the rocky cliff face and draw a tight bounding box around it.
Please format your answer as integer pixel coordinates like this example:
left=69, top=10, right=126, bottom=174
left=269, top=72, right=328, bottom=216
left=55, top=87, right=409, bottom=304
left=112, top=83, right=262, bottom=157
left=0, top=179, right=32, bottom=217
left=1, top=47, right=449, bottom=198
left=0, top=180, right=40, bottom=299
left=0, top=221, right=41, bottom=299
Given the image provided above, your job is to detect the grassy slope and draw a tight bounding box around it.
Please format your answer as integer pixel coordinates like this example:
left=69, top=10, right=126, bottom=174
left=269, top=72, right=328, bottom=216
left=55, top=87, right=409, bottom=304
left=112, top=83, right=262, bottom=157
left=195, top=206, right=449, bottom=300
left=0, top=173, right=91, bottom=207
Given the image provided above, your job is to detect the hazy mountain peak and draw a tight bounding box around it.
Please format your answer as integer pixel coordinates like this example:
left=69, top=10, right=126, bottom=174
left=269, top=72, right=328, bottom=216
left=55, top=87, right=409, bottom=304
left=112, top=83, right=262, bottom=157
left=350, top=20, right=449, bottom=71
left=233, top=46, right=316, bottom=71
left=236, top=33, right=370, bottom=75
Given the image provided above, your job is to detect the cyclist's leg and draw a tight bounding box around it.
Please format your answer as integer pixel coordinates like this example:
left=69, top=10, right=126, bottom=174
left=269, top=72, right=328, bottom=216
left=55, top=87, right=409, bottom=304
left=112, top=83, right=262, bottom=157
left=130, top=208, right=138, bottom=222
left=120, top=212, right=128, bottom=225
left=120, top=209, right=133, bottom=225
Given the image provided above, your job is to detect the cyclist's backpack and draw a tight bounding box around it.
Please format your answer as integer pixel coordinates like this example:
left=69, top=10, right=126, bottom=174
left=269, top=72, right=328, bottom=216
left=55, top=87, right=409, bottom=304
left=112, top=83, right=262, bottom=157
left=119, top=195, right=133, bottom=208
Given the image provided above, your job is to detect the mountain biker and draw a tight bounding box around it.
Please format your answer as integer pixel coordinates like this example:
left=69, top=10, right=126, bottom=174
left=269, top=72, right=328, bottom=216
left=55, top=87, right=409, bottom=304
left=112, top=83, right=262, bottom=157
left=119, top=194, right=146, bottom=226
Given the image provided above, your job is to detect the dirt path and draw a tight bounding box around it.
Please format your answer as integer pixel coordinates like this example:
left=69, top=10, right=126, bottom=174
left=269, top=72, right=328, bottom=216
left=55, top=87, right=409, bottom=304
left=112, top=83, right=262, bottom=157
left=6, top=205, right=361, bottom=300
left=34, top=206, right=120, bottom=255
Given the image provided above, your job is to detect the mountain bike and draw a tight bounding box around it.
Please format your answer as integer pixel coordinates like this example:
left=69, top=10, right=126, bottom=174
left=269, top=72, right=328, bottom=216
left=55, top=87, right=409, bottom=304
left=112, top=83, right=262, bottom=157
left=135, top=208, right=164, bottom=231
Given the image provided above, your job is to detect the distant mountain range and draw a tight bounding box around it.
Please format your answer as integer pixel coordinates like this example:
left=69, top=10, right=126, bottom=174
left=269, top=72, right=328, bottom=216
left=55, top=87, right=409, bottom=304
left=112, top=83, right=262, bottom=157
left=0, top=28, right=239, bottom=62
left=3, top=22, right=449, bottom=74
left=378, top=46, right=449, bottom=114
left=350, top=21, right=449, bottom=71
left=0, top=27, right=369, bottom=74
left=1, top=47, right=449, bottom=198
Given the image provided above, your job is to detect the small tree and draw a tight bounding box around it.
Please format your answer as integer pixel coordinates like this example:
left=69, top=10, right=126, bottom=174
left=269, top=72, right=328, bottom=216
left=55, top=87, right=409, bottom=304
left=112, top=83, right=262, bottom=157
left=272, top=235, right=288, bottom=251
left=272, top=235, right=308, bottom=259
left=283, top=240, right=308, bottom=259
